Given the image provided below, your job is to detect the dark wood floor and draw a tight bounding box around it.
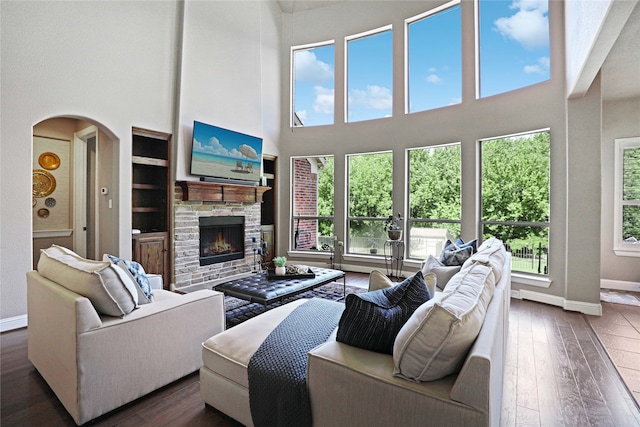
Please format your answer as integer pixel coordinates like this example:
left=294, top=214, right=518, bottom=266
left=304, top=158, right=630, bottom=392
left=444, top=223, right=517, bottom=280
left=2, top=272, right=640, bottom=426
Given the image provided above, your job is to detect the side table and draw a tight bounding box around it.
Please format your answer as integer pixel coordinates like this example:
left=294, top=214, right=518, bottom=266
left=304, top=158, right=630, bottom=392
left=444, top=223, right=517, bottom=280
left=384, top=239, right=404, bottom=280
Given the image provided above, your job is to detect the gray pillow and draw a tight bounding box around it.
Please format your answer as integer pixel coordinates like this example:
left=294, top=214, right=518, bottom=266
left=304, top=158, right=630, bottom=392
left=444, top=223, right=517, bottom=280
left=38, top=245, right=138, bottom=317
left=421, top=255, right=461, bottom=290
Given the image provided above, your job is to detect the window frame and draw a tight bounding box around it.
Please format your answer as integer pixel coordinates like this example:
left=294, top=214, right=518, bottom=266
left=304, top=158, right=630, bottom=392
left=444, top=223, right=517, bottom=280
left=345, top=150, right=394, bottom=256
left=406, top=142, right=462, bottom=261
left=344, top=24, right=393, bottom=124
left=404, top=0, right=461, bottom=115
left=289, top=155, right=335, bottom=253
left=290, top=40, right=335, bottom=128
left=614, top=137, right=640, bottom=257
left=479, top=129, right=551, bottom=276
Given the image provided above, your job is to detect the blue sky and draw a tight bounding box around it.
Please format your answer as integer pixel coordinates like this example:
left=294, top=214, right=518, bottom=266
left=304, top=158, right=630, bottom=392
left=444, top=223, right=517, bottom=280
left=293, top=0, right=550, bottom=126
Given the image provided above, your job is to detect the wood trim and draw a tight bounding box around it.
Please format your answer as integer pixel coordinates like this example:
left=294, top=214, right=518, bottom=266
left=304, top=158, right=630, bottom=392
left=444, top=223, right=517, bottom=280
left=177, top=181, right=271, bottom=203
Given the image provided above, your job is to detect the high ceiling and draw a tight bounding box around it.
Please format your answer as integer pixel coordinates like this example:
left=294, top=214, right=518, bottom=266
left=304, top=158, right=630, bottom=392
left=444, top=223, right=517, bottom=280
left=276, top=0, right=639, bottom=102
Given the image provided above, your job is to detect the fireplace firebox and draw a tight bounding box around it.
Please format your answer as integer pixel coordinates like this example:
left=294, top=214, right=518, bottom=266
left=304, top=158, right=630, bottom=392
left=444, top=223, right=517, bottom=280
left=199, top=216, right=245, bottom=266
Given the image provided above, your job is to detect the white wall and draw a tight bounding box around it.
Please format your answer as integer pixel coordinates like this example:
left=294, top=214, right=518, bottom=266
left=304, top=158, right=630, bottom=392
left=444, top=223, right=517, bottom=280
left=0, top=0, right=181, bottom=322
left=601, top=97, right=640, bottom=285
left=176, top=1, right=282, bottom=181
left=0, top=0, right=282, bottom=326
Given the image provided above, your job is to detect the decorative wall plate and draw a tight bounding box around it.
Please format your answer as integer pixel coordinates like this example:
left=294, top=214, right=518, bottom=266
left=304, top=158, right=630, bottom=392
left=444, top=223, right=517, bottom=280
left=45, top=197, right=56, bottom=207
left=32, top=169, right=56, bottom=197
left=37, top=208, right=50, bottom=218
left=33, top=197, right=37, bottom=207
left=38, top=152, right=61, bottom=170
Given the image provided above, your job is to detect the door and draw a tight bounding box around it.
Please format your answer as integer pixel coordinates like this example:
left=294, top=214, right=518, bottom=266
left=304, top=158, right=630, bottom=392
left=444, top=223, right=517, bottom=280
left=74, top=126, right=99, bottom=259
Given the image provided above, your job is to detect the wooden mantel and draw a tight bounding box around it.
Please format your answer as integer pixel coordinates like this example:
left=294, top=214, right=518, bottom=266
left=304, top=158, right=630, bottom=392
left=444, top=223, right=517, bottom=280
left=177, top=180, right=270, bottom=203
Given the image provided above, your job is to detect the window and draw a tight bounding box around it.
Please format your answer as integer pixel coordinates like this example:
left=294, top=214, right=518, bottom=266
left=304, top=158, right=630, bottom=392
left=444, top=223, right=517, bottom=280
left=407, top=144, right=461, bottom=259
left=346, top=27, right=393, bottom=122
left=292, top=42, right=335, bottom=127
left=478, top=0, right=550, bottom=98
left=291, top=156, right=334, bottom=251
left=614, top=137, right=640, bottom=257
left=406, top=1, right=461, bottom=113
left=346, top=152, right=393, bottom=255
left=481, top=130, right=550, bottom=275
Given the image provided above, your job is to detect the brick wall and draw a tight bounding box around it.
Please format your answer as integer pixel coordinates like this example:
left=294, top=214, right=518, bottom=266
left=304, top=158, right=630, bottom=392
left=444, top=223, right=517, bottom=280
left=293, top=158, right=318, bottom=249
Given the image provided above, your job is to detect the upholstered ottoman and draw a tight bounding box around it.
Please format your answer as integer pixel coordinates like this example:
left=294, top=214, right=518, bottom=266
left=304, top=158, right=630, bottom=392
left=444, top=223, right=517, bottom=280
left=201, top=298, right=330, bottom=427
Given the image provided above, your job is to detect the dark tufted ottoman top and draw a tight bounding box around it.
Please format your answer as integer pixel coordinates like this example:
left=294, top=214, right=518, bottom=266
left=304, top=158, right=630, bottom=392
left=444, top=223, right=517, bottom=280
left=214, top=267, right=345, bottom=306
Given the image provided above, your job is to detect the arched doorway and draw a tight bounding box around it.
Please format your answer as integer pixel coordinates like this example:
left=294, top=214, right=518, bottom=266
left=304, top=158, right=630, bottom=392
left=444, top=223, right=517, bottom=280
left=32, top=117, right=119, bottom=267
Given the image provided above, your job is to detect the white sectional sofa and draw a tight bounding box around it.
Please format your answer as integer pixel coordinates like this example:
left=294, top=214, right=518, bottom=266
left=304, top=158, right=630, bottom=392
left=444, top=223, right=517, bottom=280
left=200, top=238, right=510, bottom=426
left=26, top=245, right=225, bottom=425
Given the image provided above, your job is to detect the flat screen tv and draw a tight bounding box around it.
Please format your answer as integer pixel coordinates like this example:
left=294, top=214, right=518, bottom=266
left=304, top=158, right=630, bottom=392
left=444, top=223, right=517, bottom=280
left=190, top=121, right=263, bottom=184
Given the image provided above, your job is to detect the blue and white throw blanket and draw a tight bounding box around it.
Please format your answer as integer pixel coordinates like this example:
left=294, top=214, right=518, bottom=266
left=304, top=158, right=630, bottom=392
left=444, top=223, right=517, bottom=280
left=248, top=298, right=344, bottom=427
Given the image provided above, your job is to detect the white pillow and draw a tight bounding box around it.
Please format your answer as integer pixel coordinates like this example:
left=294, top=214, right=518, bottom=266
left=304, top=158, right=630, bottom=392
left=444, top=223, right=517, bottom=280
left=37, top=245, right=138, bottom=317
left=421, top=255, right=461, bottom=291
left=368, top=270, right=394, bottom=291
left=393, top=263, right=496, bottom=381
left=369, top=270, right=437, bottom=298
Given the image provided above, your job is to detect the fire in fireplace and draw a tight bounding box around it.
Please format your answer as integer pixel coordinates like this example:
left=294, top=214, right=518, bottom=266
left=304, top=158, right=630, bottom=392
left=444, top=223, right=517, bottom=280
left=199, top=216, right=245, bottom=266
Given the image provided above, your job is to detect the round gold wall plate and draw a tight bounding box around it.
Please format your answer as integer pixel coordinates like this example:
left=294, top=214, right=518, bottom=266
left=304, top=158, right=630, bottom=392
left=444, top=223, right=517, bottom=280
left=38, top=152, right=61, bottom=170
left=32, top=169, right=56, bottom=197
left=37, top=208, right=50, bottom=218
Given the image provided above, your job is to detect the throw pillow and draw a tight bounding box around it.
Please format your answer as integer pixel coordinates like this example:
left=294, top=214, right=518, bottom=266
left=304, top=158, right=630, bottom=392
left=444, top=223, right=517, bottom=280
left=393, top=263, right=496, bottom=382
left=439, top=240, right=473, bottom=266
left=368, top=269, right=394, bottom=291
left=104, top=254, right=153, bottom=302
left=336, top=272, right=431, bottom=355
left=455, top=238, right=478, bottom=254
left=37, top=245, right=138, bottom=317
left=421, top=255, right=461, bottom=291
left=117, top=260, right=152, bottom=304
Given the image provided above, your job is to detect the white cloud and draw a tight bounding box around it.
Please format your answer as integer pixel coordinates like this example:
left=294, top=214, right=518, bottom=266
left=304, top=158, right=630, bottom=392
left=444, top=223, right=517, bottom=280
left=494, top=1, right=549, bottom=50
left=427, top=74, right=442, bottom=84
left=194, top=136, right=228, bottom=156
left=312, top=86, right=334, bottom=114
left=524, top=56, right=550, bottom=74
left=450, top=97, right=461, bottom=105
left=349, top=85, right=392, bottom=110
left=295, top=50, right=333, bottom=82
left=295, top=109, right=308, bottom=123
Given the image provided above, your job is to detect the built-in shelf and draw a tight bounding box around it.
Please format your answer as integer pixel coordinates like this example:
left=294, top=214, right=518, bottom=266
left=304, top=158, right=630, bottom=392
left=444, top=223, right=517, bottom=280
left=178, top=180, right=271, bottom=203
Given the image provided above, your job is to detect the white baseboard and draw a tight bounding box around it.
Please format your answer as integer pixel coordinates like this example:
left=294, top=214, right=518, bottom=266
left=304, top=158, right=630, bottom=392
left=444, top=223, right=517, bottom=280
left=1, top=314, right=27, bottom=332
left=517, top=289, right=602, bottom=316
left=600, top=279, right=640, bottom=293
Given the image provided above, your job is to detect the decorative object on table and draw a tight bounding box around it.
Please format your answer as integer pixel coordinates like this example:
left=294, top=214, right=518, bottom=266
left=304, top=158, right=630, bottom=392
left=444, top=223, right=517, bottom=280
left=251, top=236, right=260, bottom=272
left=38, top=151, right=61, bottom=170
left=273, top=256, right=287, bottom=275
left=384, top=212, right=403, bottom=240
left=369, top=239, right=378, bottom=254
left=37, top=208, right=50, bottom=218
left=32, top=169, right=56, bottom=197
left=45, top=197, right=56, bottom=208
left=266, top=265, right=315, bottom=280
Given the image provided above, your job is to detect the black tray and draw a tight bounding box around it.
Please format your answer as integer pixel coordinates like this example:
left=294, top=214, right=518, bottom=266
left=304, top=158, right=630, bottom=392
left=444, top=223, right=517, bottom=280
left=266, top=268, right=316, bottom=280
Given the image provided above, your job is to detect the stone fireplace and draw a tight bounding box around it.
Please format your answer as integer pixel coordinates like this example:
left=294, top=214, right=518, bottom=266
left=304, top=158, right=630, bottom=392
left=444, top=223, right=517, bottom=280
left=173, top=182, right=269, bottom=291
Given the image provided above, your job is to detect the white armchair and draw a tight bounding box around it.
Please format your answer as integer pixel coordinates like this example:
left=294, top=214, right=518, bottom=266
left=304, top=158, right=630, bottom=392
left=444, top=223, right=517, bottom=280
left=27, top=270, right=224, bottom=425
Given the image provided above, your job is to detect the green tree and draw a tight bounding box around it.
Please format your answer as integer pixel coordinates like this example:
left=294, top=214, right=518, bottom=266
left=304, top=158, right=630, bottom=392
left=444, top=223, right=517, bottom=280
left=482, top=132, right=550, bottom=242
left=317, top=157, right=334, bottom=236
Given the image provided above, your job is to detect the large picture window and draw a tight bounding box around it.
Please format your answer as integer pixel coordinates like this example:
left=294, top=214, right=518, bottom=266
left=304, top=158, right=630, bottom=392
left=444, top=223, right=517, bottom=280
left=614, top=137, right=640, bottom=257
left=346, top=151, right=393, bottom=255
left=346, top=27, right=393, bottom=123
left=478, top=0, right=550, bottom=98
left=291, top=156, right=334, bottom=251
left=406, top=1, right=461, bottom=113
left=292, top=42, right=335, bottom=127
left=481, top=130, right=550, bottom=275
left=407, top=144, right=461, bottom=259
